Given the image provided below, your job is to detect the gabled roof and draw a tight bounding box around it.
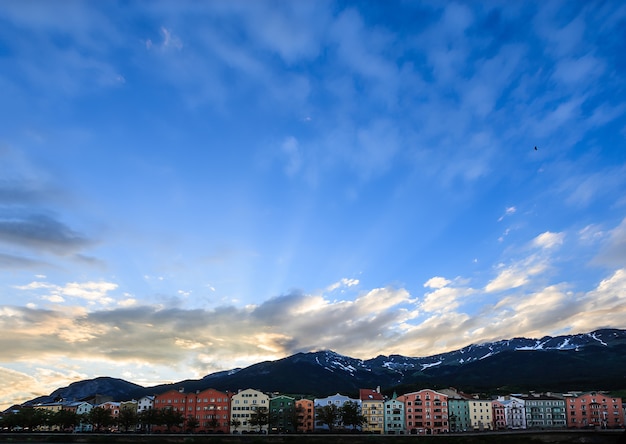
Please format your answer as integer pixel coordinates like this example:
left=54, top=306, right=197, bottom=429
left=359, top=388, right=384, bottom=401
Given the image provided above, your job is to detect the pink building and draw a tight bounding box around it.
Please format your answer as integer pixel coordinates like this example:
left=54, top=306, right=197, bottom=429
left=400, top=389, right=449, bottom=435
left=492, top=400, right=506, bottom=430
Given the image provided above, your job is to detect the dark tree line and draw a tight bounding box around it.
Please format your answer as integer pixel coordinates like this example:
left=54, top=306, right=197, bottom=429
left=0, top=405, right=188, bottom=433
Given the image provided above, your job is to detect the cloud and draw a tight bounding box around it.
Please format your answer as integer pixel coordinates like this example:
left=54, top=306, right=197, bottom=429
left=0, top=253, right=49, bottom=269
left=485, top=256, right=549, bottom=293
left=0, top=213, right=91, bottom=254
left=2, top=261, right=626, bottom=409
left=593, top=217, right=626, bottom=267
left=531, top=231, right=565, bottom=249
left=421, top=283, right=476, bottom=313
left=326, top=277, right=359, bottom=292
left=15, top=280, right=118, bottom=306
left=498, top=206, right=517, bottom=222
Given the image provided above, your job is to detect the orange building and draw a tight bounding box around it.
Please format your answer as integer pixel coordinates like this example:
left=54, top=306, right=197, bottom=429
left=295, top=398, right=314, bottom=433
left=565, top=392, right=624, bottom=429
left=401, top=389, right=449, bottom=435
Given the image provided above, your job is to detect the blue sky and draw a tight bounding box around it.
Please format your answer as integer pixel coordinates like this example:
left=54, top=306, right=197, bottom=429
left=1, top=0, right=626, bottom=408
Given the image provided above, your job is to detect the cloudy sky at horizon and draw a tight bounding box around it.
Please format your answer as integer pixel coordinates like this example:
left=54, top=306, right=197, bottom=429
left=1, top=0, right=626, bottom=409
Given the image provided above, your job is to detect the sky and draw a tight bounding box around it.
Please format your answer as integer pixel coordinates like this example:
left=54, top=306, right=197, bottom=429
left=1, top=0, right=626, bottom=409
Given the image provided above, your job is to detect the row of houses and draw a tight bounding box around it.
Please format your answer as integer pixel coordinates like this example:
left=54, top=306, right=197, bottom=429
left=18, top=386, right=625, bottom=435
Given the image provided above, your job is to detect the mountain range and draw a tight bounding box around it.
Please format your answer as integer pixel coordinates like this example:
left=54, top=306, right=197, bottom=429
left=24, top=328, right=626, bottom=406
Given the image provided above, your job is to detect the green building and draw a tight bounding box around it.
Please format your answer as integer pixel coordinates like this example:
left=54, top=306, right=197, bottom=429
left=522, top=394, right=566, bottom=429
left=269, top=395, right=296, bottom=433
left=440, top=389, right=471, bottom=432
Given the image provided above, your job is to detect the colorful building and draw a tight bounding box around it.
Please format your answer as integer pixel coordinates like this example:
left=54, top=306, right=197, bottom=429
left=295, top=398, right=315, bottom=433
left=194, top=388, right=231, bottom=433
left=314, top=393, right=360, bottom=431
left=467, top=399, right=493, bottom=431
left=383, top=392, right=405, bottom=434
left=565, top=392, right=624, bottom=429
left=359, top=388, right=385, bottom=434
left=439, top=388, right=471, bottom=432
left=497, top=395, right=526, bottom=429
left=401, top=389, right=449, bottom=435
left=522, top=394, right=566, bottom=429
left=230, top=388, right=269, bottom=433
left=269, top=394, right=296, bottom=433
left=492, top=400, right=506, bottom=430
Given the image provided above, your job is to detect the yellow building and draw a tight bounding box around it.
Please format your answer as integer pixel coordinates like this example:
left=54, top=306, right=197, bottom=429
left=467, top=399, right=493, bottom=431
left=360, top=388, right=385, bottom=434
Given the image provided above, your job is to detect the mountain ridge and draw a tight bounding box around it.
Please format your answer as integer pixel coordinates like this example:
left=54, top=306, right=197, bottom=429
left=21, top=328, right=626, bottom=406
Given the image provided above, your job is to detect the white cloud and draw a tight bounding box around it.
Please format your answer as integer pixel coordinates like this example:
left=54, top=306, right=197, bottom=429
left=531, top=231, right=565, bottom=249
left=16, top=280, right=119, bottom=306
left=421, top=285, right=475, bottom=313
left=498, top=206, right=517, bottom=222
left=327, top=278, right=359, bottom=292
left=485, top=256, right=549, bottom=293
left=424, top=277, right=451, bottom=289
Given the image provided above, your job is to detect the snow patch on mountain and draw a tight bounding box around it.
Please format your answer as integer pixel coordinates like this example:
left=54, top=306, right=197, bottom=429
left=421, top=361, right=442, bottom=370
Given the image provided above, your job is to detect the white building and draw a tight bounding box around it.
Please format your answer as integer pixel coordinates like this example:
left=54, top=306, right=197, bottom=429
left=137, top=395, right=154, bottom=413
left=497, top=396, right=526, bottom=429
left=230, top=388, right=270, bottom=434
left=313, top=393, right=360, bottom=431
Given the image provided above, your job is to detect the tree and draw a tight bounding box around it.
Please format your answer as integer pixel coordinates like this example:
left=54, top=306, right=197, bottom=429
left=185, top=415, right=199, bottom=433
left=160, top=407, right=185, bottom=433
left=249, top=406, right=269, bottom=432
left=51, top=409, right=80, bottom=431
left=207, top=415, right=220, bottom=431
left=316, top=404, right=340, bottom=432
left=87, top=407, right=113, bottom=432
left=340, top=401, right=365, bottom=431
left=117, top=407, right=138, bottom=432
left=230, top=418, right=241, bottom=433
left=138, top=408, right=160, bottom=433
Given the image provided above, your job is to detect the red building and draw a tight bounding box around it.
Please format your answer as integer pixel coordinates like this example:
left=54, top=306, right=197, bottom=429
left=565, top=392, right=624, bottom=429
left=153, top=388, right=231, bottom=433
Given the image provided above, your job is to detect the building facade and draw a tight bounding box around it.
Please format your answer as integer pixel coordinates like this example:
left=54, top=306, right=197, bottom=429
left=439, top=388, right=471, bottom=432
left=565, top=392, right=625, bottom=429
left=137, top=395, right=154, bottom=413
left=492, top=400, right=506, bottom=430
left=194, top=388, right=231, bottom=433
left=383, top=392, right=405, bottom=434
left=360, top=388, right=385, bottom=434
left=269, top=394, right=296, bottom=433
left=467, top=399, right=493, bottom=431
left=497, top=396, right=526, bottom=429
left=230, top=388, right=269, bottom=433
left=522, top=394, right=566, bottom=429
left=295, top=398, right=315, bottom=433
left=314, top=393, right=360, bottom=431
left=402, top=389, right=449, bottom=435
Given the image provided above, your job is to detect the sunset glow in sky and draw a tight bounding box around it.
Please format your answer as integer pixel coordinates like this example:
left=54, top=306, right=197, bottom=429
left=1, top=1, right=626, bottom=409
